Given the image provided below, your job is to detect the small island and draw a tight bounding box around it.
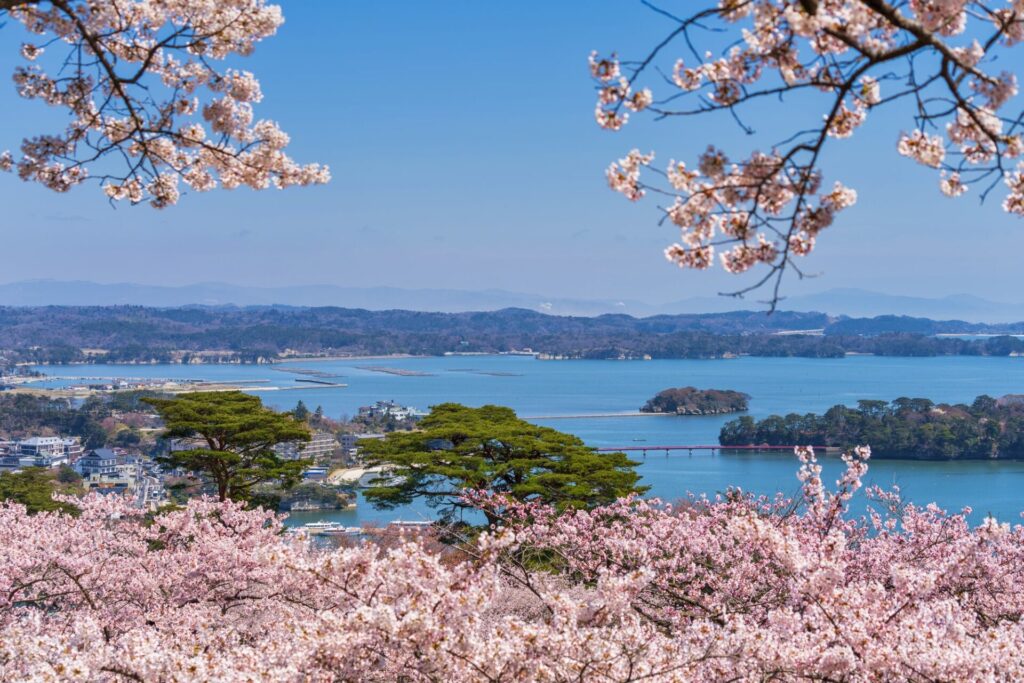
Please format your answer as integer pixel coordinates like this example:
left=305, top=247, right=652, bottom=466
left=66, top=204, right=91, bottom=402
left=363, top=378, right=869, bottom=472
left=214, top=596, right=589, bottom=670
left=257, top=483, right=356, bottom=512
left=641, top=387, right=750, bottom=415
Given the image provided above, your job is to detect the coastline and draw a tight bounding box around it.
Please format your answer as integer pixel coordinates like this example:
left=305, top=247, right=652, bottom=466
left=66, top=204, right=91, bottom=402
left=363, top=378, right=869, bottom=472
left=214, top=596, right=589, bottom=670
left=19, top=352, right=432, bottom=367
left=276, top=353, right=430, bottom=363
left=524, top=412, right=678, bottom=419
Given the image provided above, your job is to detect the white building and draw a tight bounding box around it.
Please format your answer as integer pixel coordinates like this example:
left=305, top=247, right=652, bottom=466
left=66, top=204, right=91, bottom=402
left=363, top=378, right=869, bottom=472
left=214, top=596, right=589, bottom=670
left=82, top=460, right=143, bottom=496
left=357, top=400, right=425, bottom=421
left=77, top=448, right=118, bottom=477
left=0, top=436, right=83, bottom=469
left=274, top=431, right=340, bottom=462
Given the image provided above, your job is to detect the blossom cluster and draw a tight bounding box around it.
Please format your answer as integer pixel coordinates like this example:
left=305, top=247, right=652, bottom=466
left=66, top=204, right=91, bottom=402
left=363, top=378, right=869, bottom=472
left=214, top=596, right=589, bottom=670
left=590, top=1, right=1024, bottom=293
left=5, top=447, right=1024, bottom=681
left=1, top=0, right=328, bottom=207
left=610, top=144, right=858, bottom=275
left=590, top=51, right=653, bottom=131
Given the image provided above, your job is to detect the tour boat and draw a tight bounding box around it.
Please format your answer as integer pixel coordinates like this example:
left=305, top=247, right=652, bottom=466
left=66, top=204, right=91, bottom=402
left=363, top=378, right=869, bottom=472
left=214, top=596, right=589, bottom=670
left=319, top=526, right=362, bottom=536
left=297, top=521, right=343, bottom=535
left=387, top=520, right=433, bottom=528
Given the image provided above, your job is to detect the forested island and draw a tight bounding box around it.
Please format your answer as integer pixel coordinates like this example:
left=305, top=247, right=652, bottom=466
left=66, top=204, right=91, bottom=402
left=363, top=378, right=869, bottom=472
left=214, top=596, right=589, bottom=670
left=719, top=395, right=1024, bottom=459
left=2, top=306, right=1024, bottom=365
left=641, top=388, right=749, bottom=415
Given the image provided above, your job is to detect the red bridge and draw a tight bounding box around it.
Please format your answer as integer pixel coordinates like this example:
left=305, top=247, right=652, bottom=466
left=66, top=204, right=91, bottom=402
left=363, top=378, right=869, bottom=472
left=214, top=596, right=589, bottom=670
left=595, top=444, right=833, bottom=455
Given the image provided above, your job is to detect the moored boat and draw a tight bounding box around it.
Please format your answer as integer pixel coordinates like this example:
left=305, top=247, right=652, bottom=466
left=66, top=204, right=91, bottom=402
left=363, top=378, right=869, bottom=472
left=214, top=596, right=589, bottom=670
left=319, top=526, right=362, bottom=536
left=297, top=521, right=343, bottom=535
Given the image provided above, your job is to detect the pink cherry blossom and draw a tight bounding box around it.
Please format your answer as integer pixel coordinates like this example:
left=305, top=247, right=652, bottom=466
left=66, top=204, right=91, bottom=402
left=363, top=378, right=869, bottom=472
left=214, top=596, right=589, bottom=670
left=5, top=447, right=1024, bottom=680
left=940, top=171, right=969, bottom=197
left=590, top=1, right=1024, bottom=307
left=898, top=130, right=947, bottom=168
left=606, top=149, right=653, bottom=200
left=0, top=0, right=329, bottom=207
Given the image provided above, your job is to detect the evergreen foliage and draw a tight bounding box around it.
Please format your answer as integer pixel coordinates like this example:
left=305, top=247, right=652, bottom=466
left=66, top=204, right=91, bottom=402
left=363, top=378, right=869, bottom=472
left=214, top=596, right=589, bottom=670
left=720, top=395, right=1024, bottom=459
left=0, top=467, right=81, bottom=515
left=360, top=403, right=645, bottom=524
left=144, top=392, right=311, bottom=501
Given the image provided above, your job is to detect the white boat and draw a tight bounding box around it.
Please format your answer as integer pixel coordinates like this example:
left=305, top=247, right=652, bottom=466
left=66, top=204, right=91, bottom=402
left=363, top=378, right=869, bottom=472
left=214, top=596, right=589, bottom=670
left=319, top=526, right=363, bottom=536
left=297, top=521, right=343, bottom=535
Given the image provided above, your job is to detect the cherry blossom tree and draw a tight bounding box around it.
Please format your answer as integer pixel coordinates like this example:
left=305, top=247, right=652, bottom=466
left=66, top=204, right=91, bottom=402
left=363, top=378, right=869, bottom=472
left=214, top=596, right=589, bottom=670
left=5, top=447, right=1024, bottom=680
left=0, top=0, right=329, bottom=208
left=592, top=1, right=1024, bottom=307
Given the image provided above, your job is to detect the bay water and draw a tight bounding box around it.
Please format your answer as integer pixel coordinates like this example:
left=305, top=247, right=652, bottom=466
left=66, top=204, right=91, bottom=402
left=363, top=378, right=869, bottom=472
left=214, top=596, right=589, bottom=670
left=33, top=355, right=1024, bottom=525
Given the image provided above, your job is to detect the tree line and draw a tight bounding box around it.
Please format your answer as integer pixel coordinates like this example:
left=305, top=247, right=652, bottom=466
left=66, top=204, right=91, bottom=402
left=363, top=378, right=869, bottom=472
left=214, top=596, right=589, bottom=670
left=0, top=392, right=162, bottom=449
left=720, top=395, right=1024, bottom=459
left=3, top=306, right=1024, bottom=363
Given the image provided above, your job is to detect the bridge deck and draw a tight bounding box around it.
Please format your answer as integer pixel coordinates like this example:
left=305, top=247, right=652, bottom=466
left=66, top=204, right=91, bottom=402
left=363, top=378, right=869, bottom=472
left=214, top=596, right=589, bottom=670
left=596, top=445, right=832, bottom=453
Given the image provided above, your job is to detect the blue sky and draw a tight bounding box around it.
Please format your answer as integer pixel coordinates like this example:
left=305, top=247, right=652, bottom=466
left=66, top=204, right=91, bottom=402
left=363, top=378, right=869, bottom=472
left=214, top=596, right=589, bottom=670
left=1, top=1, right=1022, bottom=305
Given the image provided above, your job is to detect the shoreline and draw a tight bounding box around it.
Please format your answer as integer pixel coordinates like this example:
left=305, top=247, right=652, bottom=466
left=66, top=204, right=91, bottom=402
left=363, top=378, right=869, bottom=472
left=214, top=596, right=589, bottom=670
left=276, top=353, right=430, bottom=363
left=18, top=352, right=432, bottom=367
left=524, top=412, right=678, bottom=419
left=20, top=353, right=1024, bottom=369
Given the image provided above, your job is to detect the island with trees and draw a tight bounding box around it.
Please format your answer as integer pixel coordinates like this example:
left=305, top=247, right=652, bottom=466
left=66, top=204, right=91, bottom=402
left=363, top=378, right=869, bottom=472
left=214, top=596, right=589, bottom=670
left=720, top=395, right=1024, bottom=460
left=256, top=482, right=356, bottom=513
left=641, top=387, right=749, bottom=415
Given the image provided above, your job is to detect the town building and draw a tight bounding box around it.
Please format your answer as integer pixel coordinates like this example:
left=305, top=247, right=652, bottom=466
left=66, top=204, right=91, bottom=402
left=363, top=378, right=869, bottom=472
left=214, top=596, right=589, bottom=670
left=357, top=400, right=425, bottom=421
left=339, top=433, right=359, bottom=454
left=274, top=430, right=340, bottom=462
left=0, top=436, right=83, bottom=469
left=81, top=460, right=143, bottom=497
left=302, top=466, right=329, bottom=482
left=77, top=448, right=118, bottom=477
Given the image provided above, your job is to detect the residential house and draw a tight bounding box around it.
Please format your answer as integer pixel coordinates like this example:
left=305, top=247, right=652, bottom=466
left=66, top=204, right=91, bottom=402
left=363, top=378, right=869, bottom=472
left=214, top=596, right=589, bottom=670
left=77, top=448, right=118, bottom=477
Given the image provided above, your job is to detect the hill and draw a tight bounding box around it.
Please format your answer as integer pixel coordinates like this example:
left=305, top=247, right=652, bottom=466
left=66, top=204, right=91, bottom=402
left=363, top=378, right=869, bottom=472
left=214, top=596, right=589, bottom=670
left=641, top=388, right=750, bottom=415
left=5, top=281, right=1024, bottom=322
left=2, top=306, right=1024, bottom=365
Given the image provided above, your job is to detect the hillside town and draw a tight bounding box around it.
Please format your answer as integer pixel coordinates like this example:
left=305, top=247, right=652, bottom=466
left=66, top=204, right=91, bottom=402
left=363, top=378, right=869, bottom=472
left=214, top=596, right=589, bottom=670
left=0, top=395, right=423, bottom=515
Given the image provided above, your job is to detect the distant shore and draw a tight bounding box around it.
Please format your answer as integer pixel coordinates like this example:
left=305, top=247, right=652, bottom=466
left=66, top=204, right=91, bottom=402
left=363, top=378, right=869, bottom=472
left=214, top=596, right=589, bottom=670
left=19, top=352, right=432, bottom=367
left=523, top=412, right=676, bottom=419
left=276, top=353, right=429, bottom=363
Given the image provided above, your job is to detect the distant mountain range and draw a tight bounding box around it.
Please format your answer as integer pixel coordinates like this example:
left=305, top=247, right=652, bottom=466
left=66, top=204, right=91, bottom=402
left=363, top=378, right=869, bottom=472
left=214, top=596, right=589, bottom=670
left=1, top=280, right=1023, bottom=323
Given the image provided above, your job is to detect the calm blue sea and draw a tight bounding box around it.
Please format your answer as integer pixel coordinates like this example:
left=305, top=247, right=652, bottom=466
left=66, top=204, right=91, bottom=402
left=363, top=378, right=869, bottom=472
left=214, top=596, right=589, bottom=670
left=31, top=355, right=1024, bottom=525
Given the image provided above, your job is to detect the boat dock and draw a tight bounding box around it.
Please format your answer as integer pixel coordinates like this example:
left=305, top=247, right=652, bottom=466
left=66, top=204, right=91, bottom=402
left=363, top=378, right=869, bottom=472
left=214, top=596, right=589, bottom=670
left=596, top=444, right=837, bottom=456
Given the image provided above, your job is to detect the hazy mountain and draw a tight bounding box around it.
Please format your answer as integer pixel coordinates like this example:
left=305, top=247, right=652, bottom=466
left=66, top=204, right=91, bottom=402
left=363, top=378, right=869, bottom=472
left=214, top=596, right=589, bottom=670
left=1, top=280, right=1022, bottom=323
left=0, top=280, right=649, bottom=315
left=660, top=288, right=1024, bottom=323
left=779, top=288, right=1024, bottom=322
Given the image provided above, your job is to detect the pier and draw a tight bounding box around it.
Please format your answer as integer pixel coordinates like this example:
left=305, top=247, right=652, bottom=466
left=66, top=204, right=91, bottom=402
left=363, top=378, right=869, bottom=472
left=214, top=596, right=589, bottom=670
left=523, top=412, right=674, bottom=419
left=294, top=378, right=348, bottom=387
left=596, top=444, right=834, bottom=456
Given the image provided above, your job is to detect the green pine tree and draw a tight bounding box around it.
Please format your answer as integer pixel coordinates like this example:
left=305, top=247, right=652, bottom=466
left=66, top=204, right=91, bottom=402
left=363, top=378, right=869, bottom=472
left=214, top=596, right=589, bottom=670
left=360, top=403, right=646, bottom=525
left=0, top=467, right=82, bottom=515
left=144, top=392, right=311, bottom=502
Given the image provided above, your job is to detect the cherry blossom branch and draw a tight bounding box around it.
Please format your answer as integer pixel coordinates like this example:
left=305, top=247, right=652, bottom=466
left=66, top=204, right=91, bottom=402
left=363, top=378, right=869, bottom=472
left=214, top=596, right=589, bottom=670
left=591, top=1, right=1024, bottom=309
left=6, top=452, right=1024, bottom=679
left=0, top=0, right=330, bottom=207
